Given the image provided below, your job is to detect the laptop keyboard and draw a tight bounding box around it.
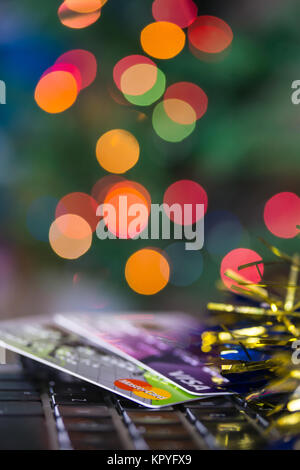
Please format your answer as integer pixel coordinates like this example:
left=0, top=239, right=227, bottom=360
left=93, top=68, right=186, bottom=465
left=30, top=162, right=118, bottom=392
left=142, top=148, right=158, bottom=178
left=0, top=363, right=285, bottom=450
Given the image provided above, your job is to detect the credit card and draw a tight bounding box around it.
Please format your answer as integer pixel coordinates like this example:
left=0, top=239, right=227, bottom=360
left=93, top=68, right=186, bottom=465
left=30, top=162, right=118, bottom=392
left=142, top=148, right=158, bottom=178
left=0, top=315, right=218, bottom=408
left=55, top=312, right=230, bottom=395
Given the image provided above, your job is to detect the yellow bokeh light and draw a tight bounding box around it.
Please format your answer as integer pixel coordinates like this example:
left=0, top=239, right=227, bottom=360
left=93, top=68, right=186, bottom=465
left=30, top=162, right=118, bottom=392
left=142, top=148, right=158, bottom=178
left=35, top=71, right=78, bottom=114
left=125, top=248, right=170, bottom=295
left=234, top=326, right=266, bottom=337
left=288, top=399, right=300, bottom=412
left=96, top=129, right=140, bottom=174
left=49, top=214, right=92, bottom=259
left=140, top=21, right=186, bottom=59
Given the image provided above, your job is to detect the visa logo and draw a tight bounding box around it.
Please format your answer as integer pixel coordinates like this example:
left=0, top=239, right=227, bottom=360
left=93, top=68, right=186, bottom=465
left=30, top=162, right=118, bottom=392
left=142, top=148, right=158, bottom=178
left=169, top=370, right=211, bottom=391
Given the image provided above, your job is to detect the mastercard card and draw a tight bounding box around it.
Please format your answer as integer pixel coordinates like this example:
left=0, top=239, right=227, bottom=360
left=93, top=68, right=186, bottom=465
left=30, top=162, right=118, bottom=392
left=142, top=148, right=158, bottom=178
left=0, top=315, right=216, bottom=408
left=55, top=311, right=230, bottom=395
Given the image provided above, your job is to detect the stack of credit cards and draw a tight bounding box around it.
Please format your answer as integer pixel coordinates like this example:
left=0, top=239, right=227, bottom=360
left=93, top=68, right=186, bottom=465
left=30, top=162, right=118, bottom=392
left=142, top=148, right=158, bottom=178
left=0, top=313, right=231, bottom=408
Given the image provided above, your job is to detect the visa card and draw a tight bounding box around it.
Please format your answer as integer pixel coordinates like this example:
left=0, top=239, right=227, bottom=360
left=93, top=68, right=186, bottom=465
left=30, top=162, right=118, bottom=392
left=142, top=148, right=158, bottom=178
left=55, top=312, right=230, bottom=395
left=0, top=315, right=220, bottom=408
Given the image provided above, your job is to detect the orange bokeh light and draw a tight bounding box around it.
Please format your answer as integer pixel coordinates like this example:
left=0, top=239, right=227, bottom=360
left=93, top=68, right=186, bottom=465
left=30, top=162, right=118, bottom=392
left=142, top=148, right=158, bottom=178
left=65, top=0, right=105, bottom=14
left=140, top=21, right=186, bottom=59
left=41, top=63, right=82, bottom=90
left=49, top=214, right=92, bottom=259
left=96, top=129, right=140, bottom=174
left=103, top=182, right=151, bottom=239
left=58, top=2, right=101, bottom=29
left=35, top=71, right=78, bottom=114
left=125, top=248, right=170, bottom=295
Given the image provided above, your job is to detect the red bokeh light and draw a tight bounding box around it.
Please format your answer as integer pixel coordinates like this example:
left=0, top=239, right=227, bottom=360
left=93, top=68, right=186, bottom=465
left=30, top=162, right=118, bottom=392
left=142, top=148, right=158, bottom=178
left=41, top=63, right=82, bottom=91
left=56, top=49, right=97, bottom=89
left=55, top=192, right=99, bottom=232
left=152, top=0, right=198, bottom=29
left=188, top=16, right=233, bottom=54
left=264, top=192, right=300, bottom=239
left=164, top=81, right=208, bottom=121
left=163, top=180, right=208, bottom=225
left=220, top=248, right=264, bottom=293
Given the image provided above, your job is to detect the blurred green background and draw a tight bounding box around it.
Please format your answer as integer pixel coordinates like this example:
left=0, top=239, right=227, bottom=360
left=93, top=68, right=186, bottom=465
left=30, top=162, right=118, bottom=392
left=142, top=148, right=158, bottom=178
left=1, top=0, right=300, bottom=319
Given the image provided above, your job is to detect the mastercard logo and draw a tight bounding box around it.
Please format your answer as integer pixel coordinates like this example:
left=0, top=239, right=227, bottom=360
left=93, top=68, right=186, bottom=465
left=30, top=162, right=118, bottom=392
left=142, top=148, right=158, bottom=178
left=114, top=378, right=171, bottom=400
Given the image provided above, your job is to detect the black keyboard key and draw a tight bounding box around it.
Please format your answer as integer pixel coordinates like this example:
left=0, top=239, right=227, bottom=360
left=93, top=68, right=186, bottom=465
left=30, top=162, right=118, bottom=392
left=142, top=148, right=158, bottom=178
left=0, top=391, right=40, bottom=401
left=57, top=405, right=110, bottom=418
left=136, top=423, right=190, bottom=439
left=52, top=383, right=104, bottom=396
left=145, top=439, right=197, bottom=450
left=62, top=417, right=115, bottom=432
left=183, top=398, right=234, bottom=409
left=0, top=373, right=28, bottom=381
left=0, top=401, right=43, bottom=416
left=0, top=381, right=36, bottom=391
left=69, top=432, right=123, bottom=450
left=126, top=411, right=180, bottom=425
left=190, top=408, right=245, bottom=422
left=0, top=417, right=50, bottom=450
left=54, top=394, right=105, bottom=405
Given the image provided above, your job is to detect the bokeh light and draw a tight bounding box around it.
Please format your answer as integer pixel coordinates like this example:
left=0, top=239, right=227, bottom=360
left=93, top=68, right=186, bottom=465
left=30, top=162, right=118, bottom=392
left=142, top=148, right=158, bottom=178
left=35, top=71, right=78, bottom=114
left=152, top=100, right=195, bottom=142
left=103, top=181, right=151, bottom=239
left=65, top=0, right=104, bottom=14
left=49, top=214, right=92, bottom=260
left=121, top=180, right=152, bottom=211
left=96, top=129, right=140, bottom=174
left=26, top=196, right=58, bottom=242
left=163, top=98, right=196, bottom=125
left=188, top=16, right=233, bottom=54
left=125, top=248, right=170, bottom=295
left=152, top=0, right=198, bottom=29
left=165, top=242, right=203, bottom=286
left=58, top=2, right=101, bottom=29
left=55, top=192, right=99, bottom=233
left=163, top=179, right=208, bottom=225
left=56, top=49, right=97, bottom=89
left=220, top=248, right=264, bottom=293
left=113, top=55, right=155, bottom=91
left=205, top=210, right=245, bottom=257
left=164, top=82, right=208, bottom=121
left=120, top=63, right=158, bottom=96
left=140, top=21, right=186, bottom=60
left=41, top=63, right=82, bottom=90
left=263, top=192, right=300, bottom=239
left=91, top=175, right=125, bottom=205
left=124, top=67, right=166, bottom=106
